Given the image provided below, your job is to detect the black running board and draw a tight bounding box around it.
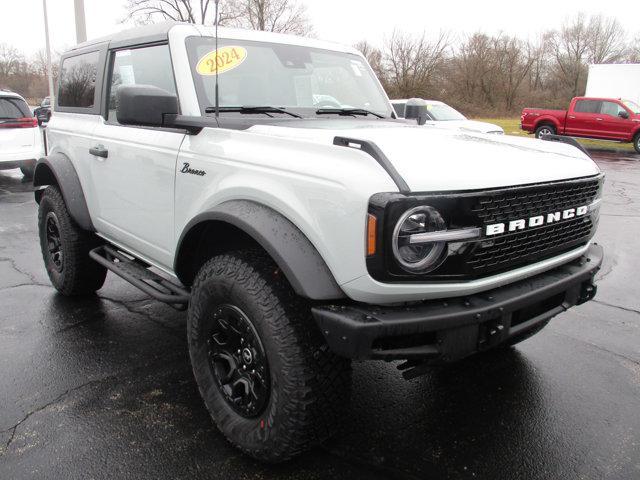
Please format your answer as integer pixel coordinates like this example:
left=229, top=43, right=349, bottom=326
left=89, top=245, right=190, bottom=310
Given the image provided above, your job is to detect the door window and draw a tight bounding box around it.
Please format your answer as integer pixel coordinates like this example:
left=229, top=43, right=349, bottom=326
left=58, top=51, right=100, bottom=108
left=600, top=101, right=627, bottom=117
left=107, top=44, right=177, bottom=124
left=574, top=100, right=602, bottom=114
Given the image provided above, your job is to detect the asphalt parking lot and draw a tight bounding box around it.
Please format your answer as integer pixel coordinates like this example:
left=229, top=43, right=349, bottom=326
left=1, top=149, right=639, bottom=480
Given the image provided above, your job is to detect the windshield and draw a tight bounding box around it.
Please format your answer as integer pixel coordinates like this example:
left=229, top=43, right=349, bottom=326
left=623, top=100, right=640, bottom=114
left=186, top=37, right=392, bottom=117
left=426, top=103, right=466, bottom=121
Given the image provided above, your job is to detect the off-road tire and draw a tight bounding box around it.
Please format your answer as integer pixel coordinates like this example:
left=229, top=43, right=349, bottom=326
left=188, top=250, right=351, bottom=462
left=634, top=133, right=640, bottom=154
left=38, top=186, right=107, bottom=295
left=535, top=124, right=556, bottom=139
left=20, top=165, right=35, bottom=179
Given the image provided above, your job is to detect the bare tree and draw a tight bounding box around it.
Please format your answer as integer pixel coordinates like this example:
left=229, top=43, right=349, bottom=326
left=230, top=0, right=311, bottom=35
left=124, top=0, right=311, bottom=35
left=627, top=35, right=640, bottom=63
left=587, top=14, right=627, bottom=63
left=32, top=49, right=60, bottom=78
left=549, top=13, right=591, bottom=99
left=124, top=0, right=240, bottom=25
left=493, top=35, right=534, bottom=111
left=526, top=32, right=553, bottom=92
left=0, top=43, right=23, bottom=79
left=353, top=40, right=386, bottom=84
left=449, top=33, right=496, bottom=107
left=384, top=30, right=450, bottom=99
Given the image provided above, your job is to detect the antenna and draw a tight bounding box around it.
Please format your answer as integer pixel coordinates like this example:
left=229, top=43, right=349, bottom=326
left=214, top=0, right=220, bottom=118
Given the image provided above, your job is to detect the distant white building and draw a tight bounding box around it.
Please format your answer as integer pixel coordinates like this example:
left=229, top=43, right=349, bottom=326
left=586, top=64, right=640, bottom=105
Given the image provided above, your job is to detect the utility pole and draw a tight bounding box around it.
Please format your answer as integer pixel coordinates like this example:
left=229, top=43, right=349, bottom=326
left=74, top=0, right=87, bottom=44
left=42, top=0, right=55, bottom=106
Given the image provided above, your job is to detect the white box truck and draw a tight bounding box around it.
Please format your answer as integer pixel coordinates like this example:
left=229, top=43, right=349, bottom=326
left=586, top=64, right=640, bottom=105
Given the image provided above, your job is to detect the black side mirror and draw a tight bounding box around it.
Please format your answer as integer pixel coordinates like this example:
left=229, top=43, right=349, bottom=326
left=116, top=85, right=178, bottom=127
left=404, top=98, right=430, bottom=125
left=618, top=110, right=630, bottom=119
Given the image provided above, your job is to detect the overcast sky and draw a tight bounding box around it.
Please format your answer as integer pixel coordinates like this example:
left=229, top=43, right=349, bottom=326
left=2, top=0, right=639, bottom=57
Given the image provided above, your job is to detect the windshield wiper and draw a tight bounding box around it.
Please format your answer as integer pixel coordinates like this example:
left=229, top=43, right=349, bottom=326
left=315, top=108, right=385, bottom=119
left=204, top=106, right=302, bottom=118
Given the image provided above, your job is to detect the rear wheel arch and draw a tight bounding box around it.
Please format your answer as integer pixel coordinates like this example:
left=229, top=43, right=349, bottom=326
left=175, top=200, right=345, bottom=301
left=535, top=122, right=557, bottom=138
left=33, top=154, right=94, bottom=231
left=534, top=118, right=557, bottom=129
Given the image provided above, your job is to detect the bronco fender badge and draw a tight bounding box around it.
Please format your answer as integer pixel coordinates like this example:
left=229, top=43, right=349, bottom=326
left=180, top=162, right=206, bottom=176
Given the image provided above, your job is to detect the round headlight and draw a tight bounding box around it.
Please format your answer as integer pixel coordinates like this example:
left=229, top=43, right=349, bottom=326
left=392, top=206, right=447, bottom=273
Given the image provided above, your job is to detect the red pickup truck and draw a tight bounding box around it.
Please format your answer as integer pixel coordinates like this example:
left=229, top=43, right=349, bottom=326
left=521, top=97, right=640, bottom=153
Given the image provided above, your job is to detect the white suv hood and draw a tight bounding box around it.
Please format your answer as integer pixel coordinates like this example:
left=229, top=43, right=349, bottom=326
left=423, top=119, right=504, bottom=134
left=248, top=122, right=600, bottom=192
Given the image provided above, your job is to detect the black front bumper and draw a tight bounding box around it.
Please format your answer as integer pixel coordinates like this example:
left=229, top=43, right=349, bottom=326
left=312, top=244, right=603, bottom=362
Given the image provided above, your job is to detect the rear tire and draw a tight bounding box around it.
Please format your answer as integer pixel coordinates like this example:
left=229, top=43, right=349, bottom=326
left=188, top=250, right=351, bottom=462
left=634, top=133, right=640, bottom=154
left=535, top=124, right=556, bottom=139
left=38, top=186, right=107, bottom=295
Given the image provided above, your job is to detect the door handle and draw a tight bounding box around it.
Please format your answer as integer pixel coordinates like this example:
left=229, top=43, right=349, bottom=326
left=89, top=144, right=108, bottom=158
left=595, top=118, right=603, bottom=121
left=568, top=115, right=576, bottom=119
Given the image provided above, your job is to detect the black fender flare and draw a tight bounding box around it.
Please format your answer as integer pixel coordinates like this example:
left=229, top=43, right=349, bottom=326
left=33, top=153, right=94, bottom=231
left=175, top=200, right=345, bottom=300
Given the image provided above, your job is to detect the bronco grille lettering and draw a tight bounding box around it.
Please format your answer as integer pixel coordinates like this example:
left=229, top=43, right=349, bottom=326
left=486, top=205, right=589, bottom=236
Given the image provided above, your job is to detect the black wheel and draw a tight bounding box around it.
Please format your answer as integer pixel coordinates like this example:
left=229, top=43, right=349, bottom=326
left=535, top=124, right=556, bottom=139
left=20, top=165, right=35, bottom=178
left=188, top=250, right=351, bottom=462
left=38, top=186, right=107, bottom=295
left=634, top=133, right=640, bottom=154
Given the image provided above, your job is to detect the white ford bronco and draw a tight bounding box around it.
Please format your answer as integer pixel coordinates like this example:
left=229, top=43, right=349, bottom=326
left=34, top=22, right=604, bottom=461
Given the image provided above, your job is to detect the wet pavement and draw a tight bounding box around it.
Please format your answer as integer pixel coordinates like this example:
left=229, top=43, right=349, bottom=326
left=1, top=150, right=639, bottom=479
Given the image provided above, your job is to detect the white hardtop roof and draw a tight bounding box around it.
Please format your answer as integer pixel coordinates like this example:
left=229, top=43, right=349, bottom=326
left=193, top=24, right=362, bottom=56
left=71, top=20, right=361, bottom=57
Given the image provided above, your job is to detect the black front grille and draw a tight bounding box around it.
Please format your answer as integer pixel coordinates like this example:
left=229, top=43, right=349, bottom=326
left=471, top=178, right=601, bottom=226
left=468, top=217, right=594, bottom=272
left=366, top=176, right=603, bottom=283
left=465, top=177, right=602, bottom=276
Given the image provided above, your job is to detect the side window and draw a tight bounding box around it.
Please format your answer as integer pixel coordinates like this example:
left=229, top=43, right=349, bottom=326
left=574, top=100, right=601, bottom=114
left=58, top=51, right=99, bottom=108
left=600, top=101, right=626, bottom=117
left=107, top=44, right=177, bottom=124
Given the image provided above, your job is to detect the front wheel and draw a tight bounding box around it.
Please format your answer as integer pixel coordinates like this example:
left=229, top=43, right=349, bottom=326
left=535, top=124, right=556, bottom=139
left=634, top=133, right=640, bottom=154
left=188, top=250, right=351, bottom=462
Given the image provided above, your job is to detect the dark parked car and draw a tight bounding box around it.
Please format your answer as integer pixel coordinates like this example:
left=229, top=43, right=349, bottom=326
left=33, top=96, right=51, bottom=124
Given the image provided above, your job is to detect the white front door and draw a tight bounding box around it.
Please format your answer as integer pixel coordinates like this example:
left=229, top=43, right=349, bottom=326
left=87, top=44, right=185, bottom=269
